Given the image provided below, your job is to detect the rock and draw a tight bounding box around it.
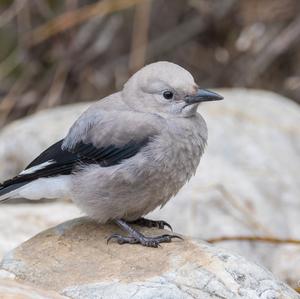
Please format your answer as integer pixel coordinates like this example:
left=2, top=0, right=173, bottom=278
left=0, top=103, right=90, bottom=182
left=0, top=202, right=81, bottom=260
left=0, top=278, right=66, bottom=298
left=272, top=246, right=300, bottom=289
left=0, top=88, right=299, bottom=288
left=1, top=217, right=298, bottom=299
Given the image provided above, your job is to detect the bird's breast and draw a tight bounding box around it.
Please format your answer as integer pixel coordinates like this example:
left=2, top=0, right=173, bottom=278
left=146, top=119, right=207, bottom=203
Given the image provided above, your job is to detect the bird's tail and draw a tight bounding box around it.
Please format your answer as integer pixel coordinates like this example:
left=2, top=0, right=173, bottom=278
left=0, top=178, right=28, bottom=203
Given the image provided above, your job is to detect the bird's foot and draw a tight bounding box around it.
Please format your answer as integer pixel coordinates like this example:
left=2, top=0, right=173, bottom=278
left=129, top=217, right=173, bottom=231
left=107, top=233, right=182, bottom=248
left=107, top=219, right=182, bottom=248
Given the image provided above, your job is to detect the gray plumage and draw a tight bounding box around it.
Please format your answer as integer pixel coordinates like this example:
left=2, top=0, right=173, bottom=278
left=0, top=61, right=223, bottom=246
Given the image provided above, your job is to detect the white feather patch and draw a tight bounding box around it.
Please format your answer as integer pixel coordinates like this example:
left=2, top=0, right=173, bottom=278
left=20, top=160, right=55, bottom=175
left=0, top=175, right=72, bottom=201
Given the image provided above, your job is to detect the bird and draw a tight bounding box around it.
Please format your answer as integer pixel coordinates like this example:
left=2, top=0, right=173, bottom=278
left=0, top=61, right=223, bottom=247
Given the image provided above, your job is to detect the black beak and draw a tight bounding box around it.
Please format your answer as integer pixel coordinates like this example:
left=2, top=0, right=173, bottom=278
left=184, top=89, right=223, bottom=105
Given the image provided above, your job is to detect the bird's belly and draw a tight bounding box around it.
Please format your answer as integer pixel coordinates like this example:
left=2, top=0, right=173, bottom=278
left=70, top=142, right=202, bottom=222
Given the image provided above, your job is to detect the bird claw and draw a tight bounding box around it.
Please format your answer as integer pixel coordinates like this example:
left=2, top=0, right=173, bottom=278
left=107, top=232, right=183, bottom=248
left=156, top=220, right=173, bottom=231
left=129, top=218, right=173, bottom=231
left=107, top=234, right=138, bottom=245
left=159, top=234, right=183, bottom=242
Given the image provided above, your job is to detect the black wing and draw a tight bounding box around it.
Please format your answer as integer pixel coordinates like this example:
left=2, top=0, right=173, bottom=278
left=0, top=137, right=151, bottom=195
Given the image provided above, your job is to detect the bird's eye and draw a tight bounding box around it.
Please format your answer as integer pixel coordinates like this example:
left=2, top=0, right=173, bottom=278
left=163, top=91, right=174, bottom=100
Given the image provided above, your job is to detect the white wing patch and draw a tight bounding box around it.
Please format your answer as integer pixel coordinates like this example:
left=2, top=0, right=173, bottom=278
left=20, top=160, right=55, bottom=175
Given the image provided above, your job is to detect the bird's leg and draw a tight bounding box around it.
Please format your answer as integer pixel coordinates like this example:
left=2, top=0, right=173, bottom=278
left=107, top=219, right=182, bottom=248
left=128, top=217, right=173, bottom=231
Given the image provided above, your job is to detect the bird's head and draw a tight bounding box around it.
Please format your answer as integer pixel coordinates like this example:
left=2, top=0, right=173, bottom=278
left=122, top=61, right=223, bottom=117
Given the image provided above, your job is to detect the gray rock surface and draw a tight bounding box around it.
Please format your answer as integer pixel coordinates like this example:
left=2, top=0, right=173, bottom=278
left=0, top=88, right=299, bottom=288
left=0, top=278, right=66, bottom=298
left=1, top=217, right=298, bottom=299
left=0, top=202, right=80, bottom=259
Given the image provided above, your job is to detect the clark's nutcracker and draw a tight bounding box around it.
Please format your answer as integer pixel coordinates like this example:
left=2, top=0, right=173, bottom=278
left=0, top=61, right=223, bottom=247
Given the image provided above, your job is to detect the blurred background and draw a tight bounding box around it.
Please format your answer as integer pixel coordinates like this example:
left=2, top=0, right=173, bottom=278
left=0, top=0, right=300, bottom=127
left=0, top=0, right=300, bottom=292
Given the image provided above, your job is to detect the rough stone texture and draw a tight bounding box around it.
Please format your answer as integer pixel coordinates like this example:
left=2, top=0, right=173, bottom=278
left=272, top=246, right=300, bottom=288
left=0, top=89, right=299, bottom=288
left=1, top=217, right=298, bottom=299
left=0, top=203, right=81, bottom=259
left=0, top=278, right=66, bottom=298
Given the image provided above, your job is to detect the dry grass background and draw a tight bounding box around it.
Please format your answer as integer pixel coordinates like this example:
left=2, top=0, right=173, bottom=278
left=0, top=0, right=300, bottom=127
